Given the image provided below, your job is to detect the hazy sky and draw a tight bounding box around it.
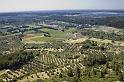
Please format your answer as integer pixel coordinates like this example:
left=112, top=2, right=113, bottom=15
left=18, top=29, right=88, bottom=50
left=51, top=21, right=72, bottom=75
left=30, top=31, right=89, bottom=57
left=0, top=0, right=124, bottom=12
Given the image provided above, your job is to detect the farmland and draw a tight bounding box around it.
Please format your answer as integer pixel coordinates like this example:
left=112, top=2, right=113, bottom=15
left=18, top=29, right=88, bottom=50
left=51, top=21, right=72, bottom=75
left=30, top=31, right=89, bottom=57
left=22, top=28, right=78, bottom=44
left=0, top=10, right=124, bottom=82
left=0, top=25, right=124, bottom=82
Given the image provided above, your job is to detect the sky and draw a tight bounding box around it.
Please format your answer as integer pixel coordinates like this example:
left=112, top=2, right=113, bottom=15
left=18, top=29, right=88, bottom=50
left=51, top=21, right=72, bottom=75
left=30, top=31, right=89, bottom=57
left=0, top=0, right=124, bottom=12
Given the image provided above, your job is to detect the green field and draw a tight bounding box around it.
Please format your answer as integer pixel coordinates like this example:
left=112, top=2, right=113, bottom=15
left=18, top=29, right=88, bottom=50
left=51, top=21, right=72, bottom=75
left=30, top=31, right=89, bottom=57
left=22, top=28, right=77, bottom=44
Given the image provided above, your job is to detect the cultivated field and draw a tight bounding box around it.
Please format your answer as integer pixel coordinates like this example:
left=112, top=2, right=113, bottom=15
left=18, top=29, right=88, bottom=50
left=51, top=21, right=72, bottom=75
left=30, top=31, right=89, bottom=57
left=22, top=28, right=78, bottom=44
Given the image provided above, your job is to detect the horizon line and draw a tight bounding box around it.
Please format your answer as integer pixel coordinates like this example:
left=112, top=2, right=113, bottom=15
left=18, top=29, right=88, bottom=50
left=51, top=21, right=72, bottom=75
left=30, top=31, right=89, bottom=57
left=0, top=9, right=124, bottom=13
